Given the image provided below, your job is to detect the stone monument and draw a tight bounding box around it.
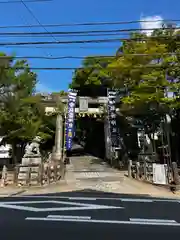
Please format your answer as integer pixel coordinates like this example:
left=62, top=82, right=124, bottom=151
left=18, top=136, right=42, bottom=185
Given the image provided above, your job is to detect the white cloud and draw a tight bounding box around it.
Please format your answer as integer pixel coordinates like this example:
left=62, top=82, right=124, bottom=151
left=140, top=15, right=163, bottom=36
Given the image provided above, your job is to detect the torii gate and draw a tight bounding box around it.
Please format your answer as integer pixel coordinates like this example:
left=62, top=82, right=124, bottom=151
left=41, top=94, right=121, bottom=161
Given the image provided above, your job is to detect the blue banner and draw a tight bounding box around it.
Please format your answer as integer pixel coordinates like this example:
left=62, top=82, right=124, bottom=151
left=65, top=91, right=77, bottom=150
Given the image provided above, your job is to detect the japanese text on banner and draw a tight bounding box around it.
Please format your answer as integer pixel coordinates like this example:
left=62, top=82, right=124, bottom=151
left=65, top=91, right=77, bottom=150
left=107, top=90, right=118, bottom=147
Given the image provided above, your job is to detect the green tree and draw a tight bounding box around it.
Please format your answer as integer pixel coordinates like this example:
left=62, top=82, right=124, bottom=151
left=69, top=26, right=180, bottom=134
left=0, top=54, right=53, bottom=163
left=105, top=29, right=180, bottom=132
left=70, top=56, right=114, bottom=89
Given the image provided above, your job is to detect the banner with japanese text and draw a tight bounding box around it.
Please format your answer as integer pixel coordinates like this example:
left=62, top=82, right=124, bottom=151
left=65, top=91, right=77, bottom=151
left=107, top=90, right=118, bottom=147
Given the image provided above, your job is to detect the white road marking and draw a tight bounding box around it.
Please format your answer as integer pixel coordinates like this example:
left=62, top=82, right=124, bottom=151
left=47, top=215, right=91, bottom=219
left=68, top=197, right=97, bottom=201
left=130, top=218, right=176, bottom=223
left=17, top=195, right=180, bottom=203
left=121, top=198, right=153, bottom=203
left=25, top=217, right=180, bottom=226
left=0, top=201, right=60, bottom=205
left=75, top=172, right=121, bottom=178
left=0, top=204, right=38, bottom=212
left=0, top=200, right=123, bottom=212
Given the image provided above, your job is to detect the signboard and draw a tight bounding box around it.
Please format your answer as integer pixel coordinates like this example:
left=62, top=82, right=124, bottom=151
left=65, top=91, right=77, bottom=151
left=107, top=90, right=118, bottom=147
left=153, top=163, right=168, bottom=185
left=79, top=97, right=88, bottom=112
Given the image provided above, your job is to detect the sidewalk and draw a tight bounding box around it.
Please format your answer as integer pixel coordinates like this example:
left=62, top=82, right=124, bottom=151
left=0, top=178, right=180, bottom=199
left=121, top=176, right=179, bottom=198
left=1, top=157, right=180, bottom=199
left=0, top=181, right=78, bottom=197
left=0, top=187, right=27, bottom=197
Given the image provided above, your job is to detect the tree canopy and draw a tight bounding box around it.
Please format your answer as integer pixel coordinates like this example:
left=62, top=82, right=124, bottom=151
left=70, top=24, right=180, bottom=132
left=0, top=54, right=56, bottom=163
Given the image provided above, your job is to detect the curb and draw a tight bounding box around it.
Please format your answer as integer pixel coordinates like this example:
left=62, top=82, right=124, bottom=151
left=124, top=175, right=171, bottom=190
left=123, top=175, right=180, bottom=198
left=9, top=190, right=27, bottom=197
left=0, top=190, right=27, bottom=198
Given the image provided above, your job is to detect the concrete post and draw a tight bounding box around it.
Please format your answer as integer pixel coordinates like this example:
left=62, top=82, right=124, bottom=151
left=144, top=161, right=147, bottom=180
left=128, top=159, right=132, bottom=178
left=1, top=165, right=7, bottom=187
left=52, top=113, right=63, bottom=161
left=172, top=162, right=180, bottom=185
left=136, top=162, right=140, bottom=179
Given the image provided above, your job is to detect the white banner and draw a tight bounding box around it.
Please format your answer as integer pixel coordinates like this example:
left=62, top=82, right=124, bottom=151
left=153, top=163, right=168, bottom=185
left=107, top=90, right=118, bottom=147
left=79, top=97, right=88, bottom=112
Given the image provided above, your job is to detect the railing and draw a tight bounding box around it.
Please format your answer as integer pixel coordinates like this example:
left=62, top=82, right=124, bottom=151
left=0, top=162, right=66, bottom=187
left=127, top=159, right=180, bottom=188
left=128, top=159, right=155, bottom=182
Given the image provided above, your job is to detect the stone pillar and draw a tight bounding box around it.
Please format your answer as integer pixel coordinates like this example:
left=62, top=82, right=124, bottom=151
left=52, top=113, right=63, bottom=161
left=128, top=159, right=132, bottom=178
left=172, top=162, right=180, bottom=185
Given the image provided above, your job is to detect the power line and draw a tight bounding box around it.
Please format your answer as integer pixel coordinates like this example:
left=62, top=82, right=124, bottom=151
left=20, top=0, right=59, bottom=44
left=0, top=38, right=130, bottom=46
left=0, top=33, right=130, bottom=38
left=19, top=0, right=57, bottom=58
left=1, top=53, right=180, bottom=60
left=0, top=0, right=52, bottom=3
left=0, top=18, right=178, bottom=28
left=5, top=45, right=120, bottom=49
left=1, top=65, right=180, bottom=70
left=20, top=0, right=120, bottom=54
left=1, top=36, right=180, bottom=46
left=1, top=26, right=179, bottom=36
left=17, top=8, right=51, bottom=57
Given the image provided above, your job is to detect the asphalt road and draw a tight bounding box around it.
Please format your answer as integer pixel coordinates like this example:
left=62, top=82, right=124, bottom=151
left=1, top=190, right=180, bottom=239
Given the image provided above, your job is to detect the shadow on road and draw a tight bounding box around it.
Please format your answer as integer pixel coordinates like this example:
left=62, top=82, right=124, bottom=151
left=20, top=189, right=151, bottom=199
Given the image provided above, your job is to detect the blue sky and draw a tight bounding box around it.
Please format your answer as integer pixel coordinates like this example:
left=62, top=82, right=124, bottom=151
left=0, top=0, right=180, bottom=92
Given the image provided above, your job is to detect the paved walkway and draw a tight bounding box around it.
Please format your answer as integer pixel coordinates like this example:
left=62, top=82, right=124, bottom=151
left=65, top=155, right=125, bottom=191
left=64, top=155, right=178, bottom=198
left=0, top=155, right=180, bottom=198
